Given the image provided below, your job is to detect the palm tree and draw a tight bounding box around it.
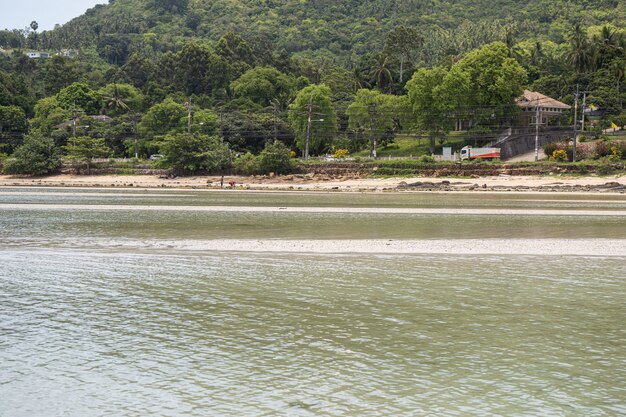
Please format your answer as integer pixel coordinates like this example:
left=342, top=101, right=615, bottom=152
left=102, top=84, right=130, bottom=115
left=566, top=24, right=594, bottom=74
left=368, top=54, right=394, bottom=92
left=593, top=25, right=624, bottom=70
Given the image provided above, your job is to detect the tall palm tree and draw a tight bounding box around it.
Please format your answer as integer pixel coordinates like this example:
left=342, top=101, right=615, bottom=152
left=566, top=24, right=594, bottom=74
left=368, top=54, right=394, bottom=93
left=102, top=84, right=130, bottom=115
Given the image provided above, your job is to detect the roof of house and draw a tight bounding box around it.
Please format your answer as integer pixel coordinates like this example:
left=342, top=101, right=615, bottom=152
left=516, top=90, right=571, bottom=110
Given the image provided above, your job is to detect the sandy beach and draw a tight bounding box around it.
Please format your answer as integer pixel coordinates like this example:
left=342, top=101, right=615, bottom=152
left=1, top=173, right=626, bottom=192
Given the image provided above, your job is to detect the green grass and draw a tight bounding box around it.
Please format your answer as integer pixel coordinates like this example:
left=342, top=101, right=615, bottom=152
left=352, top=132, right=468, bottom=158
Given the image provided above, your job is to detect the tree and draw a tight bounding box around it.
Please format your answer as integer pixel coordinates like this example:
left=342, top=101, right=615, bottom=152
left=57, top=82, right=102, bottom=115
left=150, top=0, right=188, bottom=13
left=29, top=21, right=38, bottom=49
left=176, top=41, right=230, bottom=96
left=215, top=32, right=256, bottom=79
left=566, top=24, right=595, bottom=74
left=347, top=89, right=402, bottom=156
left=64, top=136, right=110, bottom=174
left=29, top=96, right=70, bottom=136
left=258, top=140, right=294, bottom=174
left=139, top=98, right=186, bottom=137
left=191, top=109, right=219, bottom=135
left=406, top=67, right=451, bottom=153
left=368, top=53, right=394, bottom=92
left=121, top=52, right=155, bottom=89
left=449, top=42, right=527, bottom=109
left=159, top=133, right=230, bottom=174
left=288, top=84, right=337, bottom=157
left=3, top=133, right=61, bottom=176
left=231, top=67, right=295, bottom=107
left=99, top=83, right=144, bottom=115
left=43, top=56, right=82, bottom=95
left=97, top=34, right=131, bottom=65
left=0, top=105, right=27, bottom=153
left=384, top=26, right=422, bottom=83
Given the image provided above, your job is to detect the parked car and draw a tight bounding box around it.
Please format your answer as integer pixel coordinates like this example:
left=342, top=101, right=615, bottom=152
left=149, top=154, right=163, bottom=160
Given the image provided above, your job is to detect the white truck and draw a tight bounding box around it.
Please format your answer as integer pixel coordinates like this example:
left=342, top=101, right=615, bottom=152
left=460, top=146, right=501, bottom=161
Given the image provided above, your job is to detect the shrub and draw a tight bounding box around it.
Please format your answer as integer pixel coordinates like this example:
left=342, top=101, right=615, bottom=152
left=594, top=141, right=612, bottom=159
left=609, top=146, right=622, bottom=162
left=159, top=133, right=230, bottom=174
left=550, top=149, right=568, bottom=162
left=418, top=155, right=435, bottom=163
left=333, top=148, right=350, bottom=159
left=576, top=142, right=595, bottom=160
left=3, top=134, right=62, bottom=175
left=258, top=141, right=294, bottom=175
left=233, top=152, right=260, bottom=175
left=543, top=142, right=560, bottom=157
left=64, top=136, right=111, bottom=174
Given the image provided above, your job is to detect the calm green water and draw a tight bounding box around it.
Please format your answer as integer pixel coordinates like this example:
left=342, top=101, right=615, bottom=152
left=1, top=188, right=625, bottom=416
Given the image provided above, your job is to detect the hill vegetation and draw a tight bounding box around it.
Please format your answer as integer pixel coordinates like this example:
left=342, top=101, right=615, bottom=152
left=0, top=0, right=625, bottom=174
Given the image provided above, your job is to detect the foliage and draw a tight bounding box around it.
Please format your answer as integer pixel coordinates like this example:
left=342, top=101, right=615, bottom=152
left=233, top=152, right=260, bottom=175
left=159, top=133, right=230, bottom=174
left=333, top=148, right=349, bottom=159
left=64, top=136, right=111, bottom=173
left=175, top=41, right=230, bottom=96
left=0, top=0, right=625, bottom=165
left=3, top=133, right=61, bottom=175
left=257, top=140, right=294, bottom=175
left=139, top=97, right=186, bottom=137
left=56, top=82, right=102, bottom=115
left=550, top=149, right=568, bottom=161
left=231, top=67, right=295, bottom=107
left=288, top=84, right=337, bottom=156
left=98, top=83, right=144, bottom=115
left=0, top=105, right=27, bottom=152
left=543, top=142, right=561, bottom=157
left=347, top=89, right=414, bottom=155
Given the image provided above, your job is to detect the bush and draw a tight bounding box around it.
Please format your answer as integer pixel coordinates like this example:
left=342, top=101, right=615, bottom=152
left=64, top=136, right=111, bottom=174
left=233, top=152, right=260, bottom=175
left=543, top=142, right=560, bottom=157
left=160, top=133, right=230, bottom=174
left=609, top=145, right=622, bottom=162
left=3, top=134, right=62, bottom=175
left=594, top=141, right=612, bottom=159
left=418, top=155, right=435, bottom=163
left=550, top=149, right=568, bottom=162
left=576, top=142, right=595, bottom=160
left=333, top=148, right=350, bottom=159
left=258, top=141, right=294, bottom=175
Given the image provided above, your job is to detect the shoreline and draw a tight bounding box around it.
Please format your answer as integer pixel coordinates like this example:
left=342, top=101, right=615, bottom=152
left=1, top=173, right=626, bottom=193
left=6, top=238, right=626, bottom=257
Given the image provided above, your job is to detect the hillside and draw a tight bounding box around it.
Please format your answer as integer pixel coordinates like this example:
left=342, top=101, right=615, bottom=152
left=1, top=0, right=625, bottom=169
left=39, top=0, right=626, bottom=64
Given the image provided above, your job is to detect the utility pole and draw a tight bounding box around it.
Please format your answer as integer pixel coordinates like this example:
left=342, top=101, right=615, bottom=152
left=132, top=111, right=138, bottom=159
left=185, top=98, right=192, bottom=134
left=572, top=85, right=579, bottom=162
left=273, top=105, right=278, bottom=142
left=71, top=101, right=79, bottom=137
left=580, top=92, right=588, bottom=137
left=369, top=103, right=378, bottom=158
left=304, top=94, right=313, bottom=160
left=534, top=96, right=540, bottom=161
left=219, top=109, right=224, bottom=138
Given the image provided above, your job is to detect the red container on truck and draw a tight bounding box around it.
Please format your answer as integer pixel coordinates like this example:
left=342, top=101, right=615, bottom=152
left=460, top=146, right=500, bottom=161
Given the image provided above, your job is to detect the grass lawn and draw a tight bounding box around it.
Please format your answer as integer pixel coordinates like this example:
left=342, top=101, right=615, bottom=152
left=352, top=132, right=469, bottom=158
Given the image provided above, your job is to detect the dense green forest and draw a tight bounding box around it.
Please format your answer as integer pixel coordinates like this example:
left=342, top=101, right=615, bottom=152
left=1, top=0, right=625, bottom=173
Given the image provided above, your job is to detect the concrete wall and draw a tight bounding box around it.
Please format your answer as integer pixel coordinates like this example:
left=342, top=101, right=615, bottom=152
left=500, top=129, right=572, bottom=160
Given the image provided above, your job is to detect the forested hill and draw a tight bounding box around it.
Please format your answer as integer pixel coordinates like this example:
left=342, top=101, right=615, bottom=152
left=34, top=0, right=626, bottom=63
